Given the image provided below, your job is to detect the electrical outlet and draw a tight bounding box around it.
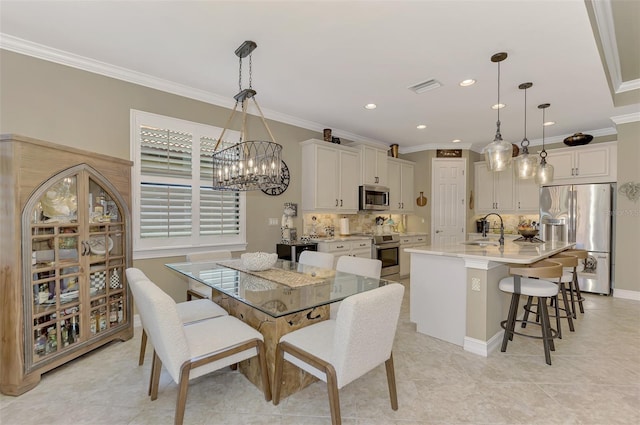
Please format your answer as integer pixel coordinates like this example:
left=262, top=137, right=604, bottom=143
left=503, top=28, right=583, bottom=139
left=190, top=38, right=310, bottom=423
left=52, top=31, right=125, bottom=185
left=268, top=218, right=279, bottom=226
left=471, top=277, right=481, bottom=291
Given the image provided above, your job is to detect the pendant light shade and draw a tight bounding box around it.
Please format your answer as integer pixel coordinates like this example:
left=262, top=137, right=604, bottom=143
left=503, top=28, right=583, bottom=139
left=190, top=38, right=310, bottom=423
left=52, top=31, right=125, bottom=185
left=514, top=82, right=538, bottom=179
left=483, top=52, right=512, bottom=172
left=534, top=103, right=554, bottom=185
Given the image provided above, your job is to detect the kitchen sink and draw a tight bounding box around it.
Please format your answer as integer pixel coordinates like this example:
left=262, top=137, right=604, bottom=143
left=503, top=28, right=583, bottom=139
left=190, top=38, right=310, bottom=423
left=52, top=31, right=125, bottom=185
left=461, top=239, right=500, bottom=247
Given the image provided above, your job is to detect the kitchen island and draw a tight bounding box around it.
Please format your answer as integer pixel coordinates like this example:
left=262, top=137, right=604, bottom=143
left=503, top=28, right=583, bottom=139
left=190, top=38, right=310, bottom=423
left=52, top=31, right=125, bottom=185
left=406, top=239, right=574, bottom=356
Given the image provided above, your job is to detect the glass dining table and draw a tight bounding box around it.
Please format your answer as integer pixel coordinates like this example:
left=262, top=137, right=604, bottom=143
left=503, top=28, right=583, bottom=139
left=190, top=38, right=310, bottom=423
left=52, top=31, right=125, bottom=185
left=165, top=258, right=390, bottom=398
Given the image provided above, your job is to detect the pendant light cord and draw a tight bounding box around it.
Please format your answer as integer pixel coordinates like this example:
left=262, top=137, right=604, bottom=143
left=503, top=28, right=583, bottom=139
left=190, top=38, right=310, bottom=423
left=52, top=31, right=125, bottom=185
left=495, top=61, right=502, bottom=141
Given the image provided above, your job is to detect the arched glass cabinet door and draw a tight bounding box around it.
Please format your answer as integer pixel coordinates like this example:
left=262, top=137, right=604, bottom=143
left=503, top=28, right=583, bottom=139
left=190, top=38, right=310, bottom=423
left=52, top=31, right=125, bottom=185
left=22, top=164, right=130, bottom=372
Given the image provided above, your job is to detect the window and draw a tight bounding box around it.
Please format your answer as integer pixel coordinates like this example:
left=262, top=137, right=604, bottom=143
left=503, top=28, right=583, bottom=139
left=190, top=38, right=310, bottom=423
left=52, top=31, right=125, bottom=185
left=131, top=110, right=246, bottom=258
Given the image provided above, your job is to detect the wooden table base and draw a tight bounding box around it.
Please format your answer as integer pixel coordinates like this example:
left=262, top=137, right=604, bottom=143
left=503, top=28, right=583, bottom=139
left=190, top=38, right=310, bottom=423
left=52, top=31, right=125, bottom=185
left=211, top=290, right=329, bottom=399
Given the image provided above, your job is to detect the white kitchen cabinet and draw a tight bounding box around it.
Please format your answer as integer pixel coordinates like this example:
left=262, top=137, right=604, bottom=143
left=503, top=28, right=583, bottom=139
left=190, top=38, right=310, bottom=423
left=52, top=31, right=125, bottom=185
left=399, top=234, right=428, bottom=277
left=544, top=142, right=617, bottom=185
left=301, top=140, right=360, bottom=213
left=474, top=162, right=515, bottom=213
left=355, top=144, right=388, bottom=186
left=315, top=238, right=372, bottom=267
left=388, top=158, right=415, bottom=213
left=515, top=176, right=540, bottom=213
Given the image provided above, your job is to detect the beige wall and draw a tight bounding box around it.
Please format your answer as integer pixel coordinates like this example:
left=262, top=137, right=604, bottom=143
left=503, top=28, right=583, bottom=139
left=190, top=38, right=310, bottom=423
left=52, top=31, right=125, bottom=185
left=0, top=50, right=322, bottom=300
left=614, top=121, right=640, bottom=293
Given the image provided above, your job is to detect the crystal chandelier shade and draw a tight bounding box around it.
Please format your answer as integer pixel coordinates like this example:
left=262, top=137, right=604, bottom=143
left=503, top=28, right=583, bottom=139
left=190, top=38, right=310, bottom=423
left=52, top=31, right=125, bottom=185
left=514, top=82, right=538, bottom=179
left=534, top=103, right=554, bottom=185
left=211, top=40, right=283, bottom=191
left=483, top=52, right=513, bottom=172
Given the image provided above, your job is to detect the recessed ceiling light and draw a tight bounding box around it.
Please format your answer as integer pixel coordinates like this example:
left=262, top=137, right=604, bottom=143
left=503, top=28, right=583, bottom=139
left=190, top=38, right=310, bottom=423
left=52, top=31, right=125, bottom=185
left=459, top=79, right=476, bottom=87
left=364, top=103, right=377, bottom=110
left=416, top=124, right=427, bottom=129
left=543, top=121, right=555, bottom=126
left=491, top=103, right=506, bottom=109
left=452, top=139, right=462, bottom=143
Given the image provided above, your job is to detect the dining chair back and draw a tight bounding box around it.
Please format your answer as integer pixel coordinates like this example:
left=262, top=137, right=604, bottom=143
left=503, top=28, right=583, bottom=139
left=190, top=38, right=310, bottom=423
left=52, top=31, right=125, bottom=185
left=186, top=250, right=232, bottom=300
left=126, top=268, right=228, bottom=366
left=297, top=250, right=335, bottom=270
left=332, top=256, right=382, bottom=318
left=335, top=256, right=381, bottom=279
left=127, top=271, right=270, bottom=425
left=273, top=283, right=405, bottom=425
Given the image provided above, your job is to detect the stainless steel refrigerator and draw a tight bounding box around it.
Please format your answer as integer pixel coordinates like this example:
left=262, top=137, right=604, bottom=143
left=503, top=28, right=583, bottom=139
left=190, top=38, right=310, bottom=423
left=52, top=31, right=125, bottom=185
left=539, top=183, right=615, bottom=295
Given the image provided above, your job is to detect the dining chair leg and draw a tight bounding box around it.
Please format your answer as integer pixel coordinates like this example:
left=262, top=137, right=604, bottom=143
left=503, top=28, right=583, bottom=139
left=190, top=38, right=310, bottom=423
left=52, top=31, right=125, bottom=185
left=150, top=351, right=162, bottom=400
left=272, top=344, right=285, bottom=405
left=385, top=353, right=399, bottom=411
left=326, top=366, right=341, bottom=425
left=139, top=329, right=147, bottom=366
left=148, top=351, right=156, bottom=396
left=174, top=366, right=191, bottom=425
left=256, top=340, right=272, bottom=401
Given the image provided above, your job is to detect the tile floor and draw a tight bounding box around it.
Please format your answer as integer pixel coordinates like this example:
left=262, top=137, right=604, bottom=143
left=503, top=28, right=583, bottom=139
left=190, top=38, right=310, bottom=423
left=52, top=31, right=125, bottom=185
left=1, top=279, right=639, bottom=425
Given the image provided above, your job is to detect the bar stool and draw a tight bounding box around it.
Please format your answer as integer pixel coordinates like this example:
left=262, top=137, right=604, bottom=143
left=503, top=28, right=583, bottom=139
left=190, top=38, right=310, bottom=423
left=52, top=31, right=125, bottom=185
left=499, top=260, right=563, bottom=365
left=562, top=249, right=587, bottom=317
left=537, top=253, right=577, bottom=338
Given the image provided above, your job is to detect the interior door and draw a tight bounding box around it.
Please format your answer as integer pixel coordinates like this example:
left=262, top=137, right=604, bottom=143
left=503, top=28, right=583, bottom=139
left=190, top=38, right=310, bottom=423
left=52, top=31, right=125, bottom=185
left=431, top=158, right=466, bottom=244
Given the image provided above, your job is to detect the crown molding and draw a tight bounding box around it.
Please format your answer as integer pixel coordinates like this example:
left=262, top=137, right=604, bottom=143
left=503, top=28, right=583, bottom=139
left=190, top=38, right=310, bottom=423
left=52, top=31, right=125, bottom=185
left=611, top=112, right=640, bottom=125
left=401, top=142, right=472, bottom=154
left=0, top=33, right=391, bottom=147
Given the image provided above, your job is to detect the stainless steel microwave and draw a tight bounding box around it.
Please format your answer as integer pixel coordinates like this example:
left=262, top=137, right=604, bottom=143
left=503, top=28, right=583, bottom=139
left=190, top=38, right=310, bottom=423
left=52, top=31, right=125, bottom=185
left=359, top=185, right=390, bottom=211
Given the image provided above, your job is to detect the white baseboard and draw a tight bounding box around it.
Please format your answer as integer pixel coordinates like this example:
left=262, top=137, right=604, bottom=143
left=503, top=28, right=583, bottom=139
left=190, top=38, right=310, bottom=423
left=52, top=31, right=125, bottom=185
left=463, top=331, right=503, bottom=357
left=613, top=288, right=640, bottom=301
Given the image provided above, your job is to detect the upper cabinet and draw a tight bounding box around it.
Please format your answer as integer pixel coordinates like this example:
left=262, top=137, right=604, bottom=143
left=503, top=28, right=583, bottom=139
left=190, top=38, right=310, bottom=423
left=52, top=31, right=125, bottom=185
left=301, top=139, right=360, bottom=213
left=514, top=176, right=540, bottom=213
left=474, top=162, right=515, bottom=213
left=388, top=158, right=415, bottom=213
left=354, top=145, right=388, bottom=186
left=544, top=142, right=617, bottom=185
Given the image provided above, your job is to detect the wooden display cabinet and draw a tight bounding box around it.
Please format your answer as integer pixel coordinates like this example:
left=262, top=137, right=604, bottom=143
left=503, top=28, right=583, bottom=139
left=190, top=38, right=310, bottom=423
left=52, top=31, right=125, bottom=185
left=1, top=135, right=133, bottom=396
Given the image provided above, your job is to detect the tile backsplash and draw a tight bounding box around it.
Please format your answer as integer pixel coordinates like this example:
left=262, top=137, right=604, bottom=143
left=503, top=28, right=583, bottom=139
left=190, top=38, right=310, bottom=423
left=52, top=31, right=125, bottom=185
left=469, top=214, right=539, bottom=234
left=302, top=213, right=405, bottom=236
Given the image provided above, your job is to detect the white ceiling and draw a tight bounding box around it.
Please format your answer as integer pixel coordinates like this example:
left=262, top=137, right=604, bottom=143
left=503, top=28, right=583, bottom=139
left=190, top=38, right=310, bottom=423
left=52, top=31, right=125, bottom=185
left=1, top=0, right=638, bottom=153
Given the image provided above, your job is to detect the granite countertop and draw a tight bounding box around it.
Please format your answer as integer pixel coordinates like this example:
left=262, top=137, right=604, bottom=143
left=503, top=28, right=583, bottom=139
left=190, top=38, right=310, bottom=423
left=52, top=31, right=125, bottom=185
left=405, top=239, right=574, bottom=265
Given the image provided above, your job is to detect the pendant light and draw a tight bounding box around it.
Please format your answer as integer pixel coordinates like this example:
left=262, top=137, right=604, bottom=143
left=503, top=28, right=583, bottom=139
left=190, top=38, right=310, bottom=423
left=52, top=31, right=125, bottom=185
left=514, top=82, right=538, bottom=179
left=483, top=52, right=513, bottom=172
left=534, top=103, right=554, bottom=185
left=211, top=40, right=283, bottom=191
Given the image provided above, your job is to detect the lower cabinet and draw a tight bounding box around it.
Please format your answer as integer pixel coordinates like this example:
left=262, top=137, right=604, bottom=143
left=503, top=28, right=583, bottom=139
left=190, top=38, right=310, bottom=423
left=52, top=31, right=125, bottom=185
left=315, top=238, right=373, bottom=268
left=399, top=234, right=428, bottom=278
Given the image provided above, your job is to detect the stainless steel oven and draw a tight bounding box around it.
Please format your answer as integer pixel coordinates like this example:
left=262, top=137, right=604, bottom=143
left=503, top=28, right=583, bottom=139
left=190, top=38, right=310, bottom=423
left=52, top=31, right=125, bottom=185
left=372, top=234, right=400, bottom=280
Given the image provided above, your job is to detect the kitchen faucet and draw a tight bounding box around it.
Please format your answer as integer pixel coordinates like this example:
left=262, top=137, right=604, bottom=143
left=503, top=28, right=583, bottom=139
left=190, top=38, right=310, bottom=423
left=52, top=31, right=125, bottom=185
left=480, top=213, right=505, bottom=245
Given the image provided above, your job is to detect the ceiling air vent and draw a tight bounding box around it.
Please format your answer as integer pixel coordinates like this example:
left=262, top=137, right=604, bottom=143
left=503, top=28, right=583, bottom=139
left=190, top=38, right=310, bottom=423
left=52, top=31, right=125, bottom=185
left=408, top=78, right=442, bottom=94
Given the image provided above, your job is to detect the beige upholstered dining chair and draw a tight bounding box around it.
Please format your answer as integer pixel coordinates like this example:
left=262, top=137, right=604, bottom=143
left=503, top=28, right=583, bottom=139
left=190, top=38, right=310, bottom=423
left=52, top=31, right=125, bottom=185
left=331, top=256, right=382, bottom=318
left=126, top=268, right=228, bottom=366
left=297, top=250, right=335, bottom=270
left=127, top=269, right=271, bottom=425
left=185, top=250, right=232, bottom=300
left=273, top=283, right=405, bottom=425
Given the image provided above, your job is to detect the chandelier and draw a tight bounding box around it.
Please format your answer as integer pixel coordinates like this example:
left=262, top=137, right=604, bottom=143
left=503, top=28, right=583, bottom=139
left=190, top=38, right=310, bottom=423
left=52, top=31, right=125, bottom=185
left=534, top=103, right=554, bottom=185
left=483, top=52, right=513, bottom=172
left=212, top=40, right=283, bottom=191
left=513, top=82, right=538, bottom=179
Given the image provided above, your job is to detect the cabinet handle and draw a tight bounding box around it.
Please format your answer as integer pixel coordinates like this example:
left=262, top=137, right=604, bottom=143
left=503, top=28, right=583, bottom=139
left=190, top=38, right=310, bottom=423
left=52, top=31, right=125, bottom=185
left=340, top=199, right=343, bottom=207
left=575, top=168, right=579, bottom=176
left=375, top=177, right=379, bottom=183
left=401, top=202, right=404, bottom=209
left=336, top=199, right=339, bottom=207
left=81, top=240, right=90, bottom=256
left=337, top=245, right=344, bottom=249
left=518, top=201, right=521, bottom=209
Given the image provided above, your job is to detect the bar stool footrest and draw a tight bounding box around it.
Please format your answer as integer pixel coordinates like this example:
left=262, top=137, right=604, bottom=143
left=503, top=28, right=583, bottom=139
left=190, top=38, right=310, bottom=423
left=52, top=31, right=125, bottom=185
left=501, top=319, right=558, bottom=340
